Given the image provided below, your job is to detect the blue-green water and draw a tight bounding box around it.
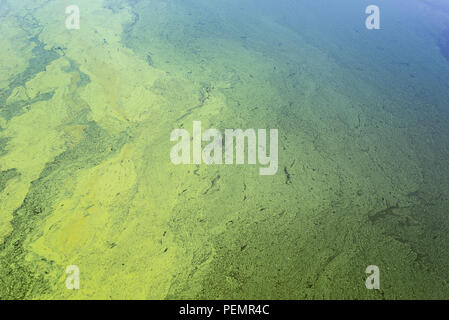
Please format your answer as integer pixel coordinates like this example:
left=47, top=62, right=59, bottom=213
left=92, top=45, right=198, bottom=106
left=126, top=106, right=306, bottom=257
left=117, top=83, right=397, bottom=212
left=0, top=0, right=449, bottom=299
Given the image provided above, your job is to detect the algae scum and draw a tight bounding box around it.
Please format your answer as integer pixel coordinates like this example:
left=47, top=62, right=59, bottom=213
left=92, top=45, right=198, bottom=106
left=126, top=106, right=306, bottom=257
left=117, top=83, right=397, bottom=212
left=1, top=0, right=449, bottom=299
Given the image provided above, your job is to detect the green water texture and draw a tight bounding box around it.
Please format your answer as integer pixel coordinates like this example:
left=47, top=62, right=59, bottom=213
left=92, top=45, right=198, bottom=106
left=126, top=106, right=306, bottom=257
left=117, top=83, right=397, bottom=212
left=1, top=0, right=449, bottom=299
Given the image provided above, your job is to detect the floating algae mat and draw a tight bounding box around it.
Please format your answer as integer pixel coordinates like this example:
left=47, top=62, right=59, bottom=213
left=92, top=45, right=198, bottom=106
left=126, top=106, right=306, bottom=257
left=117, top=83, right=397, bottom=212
left=1, top=0, right=449, bottom=300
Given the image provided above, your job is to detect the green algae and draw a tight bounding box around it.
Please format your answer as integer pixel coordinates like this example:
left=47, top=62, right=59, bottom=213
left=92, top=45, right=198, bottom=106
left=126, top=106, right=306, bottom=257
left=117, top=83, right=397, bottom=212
left=1, top=0, right=449, bottom=300
left=0, top=137, right=8, bottom=156
left=0, top=122, right=131, bottom=299
left=0, top=168, right=18, bottom=193
left=0, top=16, right=59, bottom=120
left=1, top=91, right=55, bottom=120
left=61, top=59, right=91, bottom=89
